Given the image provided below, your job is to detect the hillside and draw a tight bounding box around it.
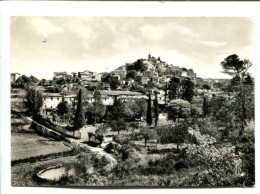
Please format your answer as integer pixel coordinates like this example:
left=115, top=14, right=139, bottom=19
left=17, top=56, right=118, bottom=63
left=113, top=53, right=197, bottom=79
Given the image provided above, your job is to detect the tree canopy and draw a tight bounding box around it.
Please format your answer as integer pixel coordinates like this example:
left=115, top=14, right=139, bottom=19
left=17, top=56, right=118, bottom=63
left=221, top=54, right=252, bottom=78
left=126, top=70, right=137, bottom=79
left=57, top=101, right=71, bottom=116
left=167, top=99, right=191, bottom=123
left=25, top=88, right=43, bottom=116
left=110, top=78, right=121, bottom=90
left=74, top=89, right=85, bottom=130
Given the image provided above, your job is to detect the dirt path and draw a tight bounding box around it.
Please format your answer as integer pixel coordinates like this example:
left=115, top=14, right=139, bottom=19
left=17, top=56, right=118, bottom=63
left=67, top=137, right=117, bottom=167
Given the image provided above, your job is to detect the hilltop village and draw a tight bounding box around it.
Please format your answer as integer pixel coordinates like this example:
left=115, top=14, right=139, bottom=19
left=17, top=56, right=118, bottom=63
left=11, top=53, right=227, bottom=117
left=10, top=53, right=254, bottom=187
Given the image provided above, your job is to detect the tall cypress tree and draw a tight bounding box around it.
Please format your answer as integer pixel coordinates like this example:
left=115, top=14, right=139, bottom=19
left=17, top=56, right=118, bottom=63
left=203, top=96, right=210, bottom=118
left=146, top=92, right=153, bottom=126
left=74, top=89, right=85, bottom=131
left=154, top=92, right=159, bottom=127
left=181, top=78, right=195, bottom=103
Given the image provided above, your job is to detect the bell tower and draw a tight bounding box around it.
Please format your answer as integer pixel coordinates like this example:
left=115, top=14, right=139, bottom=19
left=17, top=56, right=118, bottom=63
left=148, top=52, right=151, bottom=60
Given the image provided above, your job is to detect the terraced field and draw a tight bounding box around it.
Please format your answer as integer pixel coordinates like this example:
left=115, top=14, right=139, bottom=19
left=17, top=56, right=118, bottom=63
left=11, top=133, right=71, bottom=161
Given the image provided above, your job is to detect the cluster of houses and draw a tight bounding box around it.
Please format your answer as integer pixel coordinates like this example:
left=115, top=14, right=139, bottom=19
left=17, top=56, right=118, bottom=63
left=40, top=89, right=153, bottom=116
left=114, top=53, right=197, bottom=86
left=53, top=70, right=102, bottom=83
left=13, top=53, right=223, bottom=118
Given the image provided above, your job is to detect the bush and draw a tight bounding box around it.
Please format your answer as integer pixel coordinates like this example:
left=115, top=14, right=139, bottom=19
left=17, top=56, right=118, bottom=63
left=112, top=135, right=131, bottom=145
left=185, top=127, right=243, bottom=186
left=104, top=142, right=115, bottom=153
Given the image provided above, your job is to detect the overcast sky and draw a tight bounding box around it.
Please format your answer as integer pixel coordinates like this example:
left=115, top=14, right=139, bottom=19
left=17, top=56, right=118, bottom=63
left=11, top=17, right=254, bottom=80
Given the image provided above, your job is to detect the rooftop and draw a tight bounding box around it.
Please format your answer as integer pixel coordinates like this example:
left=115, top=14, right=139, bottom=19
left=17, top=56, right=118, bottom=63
left=99, top=90, right=144, bottom=96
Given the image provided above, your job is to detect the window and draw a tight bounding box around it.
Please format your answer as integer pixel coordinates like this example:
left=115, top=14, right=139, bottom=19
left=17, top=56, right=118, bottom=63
left=57, top=97, right=59, bottom=101
left=51, top=97, right=53, bottom=101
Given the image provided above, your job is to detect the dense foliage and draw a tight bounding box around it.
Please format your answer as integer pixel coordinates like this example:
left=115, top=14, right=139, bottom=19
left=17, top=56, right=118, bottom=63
left=167, top=99, right=191, bottom=123
left=146, top=93, right=153, bottom=126
left=25, top=88, right=43, bottom=116
left=74, top=89, right=85, bottom=130
left=153, top=93, right=159, bottom=127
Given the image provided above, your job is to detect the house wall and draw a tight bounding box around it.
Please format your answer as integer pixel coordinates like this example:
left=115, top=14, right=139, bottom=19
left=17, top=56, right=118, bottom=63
left=43, top=96, right=62, bottom=109
left=63, top=96, right=76, bottom=104
left=11, top=73, right=20, bottom=83
left=101, top=96, right=114, bottom=105
left=141, top=77, right=149, bottom=85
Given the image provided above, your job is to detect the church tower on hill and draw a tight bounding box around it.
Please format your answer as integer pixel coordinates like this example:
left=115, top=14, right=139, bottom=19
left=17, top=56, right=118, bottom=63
left=148, top=52, right=151, bottom=60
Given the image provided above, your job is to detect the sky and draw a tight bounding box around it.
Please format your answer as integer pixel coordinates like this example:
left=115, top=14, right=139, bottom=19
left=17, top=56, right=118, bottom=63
left=11, top=17, right=255, bottom=80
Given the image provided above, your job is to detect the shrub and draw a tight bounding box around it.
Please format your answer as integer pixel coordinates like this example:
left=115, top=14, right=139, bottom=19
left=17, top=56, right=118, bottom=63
left=185, top=127, right=243, bottom=186
left=112, top=135, right=131, bottom=145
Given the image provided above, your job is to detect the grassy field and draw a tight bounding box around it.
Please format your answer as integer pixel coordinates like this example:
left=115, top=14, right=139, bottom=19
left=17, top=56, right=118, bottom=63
left=11, top=132, right=71, bottom=161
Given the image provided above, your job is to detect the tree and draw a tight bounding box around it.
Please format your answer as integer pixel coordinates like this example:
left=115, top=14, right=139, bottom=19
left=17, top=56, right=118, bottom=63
left=210, top=95, right=230, bottom=124
left=186, top=128, right=239, bottom=186
left=154, top=92, right=159, bottom=127
left=15, top=75, right=31, bottom=88
left=202, top=96, right=210, bottom=118
left=202, top=83, right=211, bottom=90
left=191, top=104, right=203, bottom=118
left=74, top=89, right=85, bottom=131
left=168, top=77, right=181, bottom=100
left=57, top=101, right=71, bottom=116
left=156, top=123, right=189, bottom=152
left=126, top=70, right=137, bottom=79
left=39, top=79, right=46, bottom=86
left=220, top=55, right=254, bottom=128
left=93, top=90, right=101, bottom=101
left=29, top=75, right=39, bottom=83
left=221, top=54, right=252, bottom=78
left=110, top=118, right=127, bottom=134
left=110, top=78, right=121, bottom=90
left=92, top=100, right=106, bottom=123
left=181, top=78, right=195, bottom=103
left=101, top=73, right=111, bottom=83
left=167, top=99, right=191, bottom=123
left=25, top=88, right=43, bottom=116
left=128, top=122, right=139, bottom=133
left=56, top=78, right=66, bottom=85
left=172, top=123, right=189, bottom=152
left=106, top=96, right=129, bottom=134
left=120, top=101, right=136, bottom=121
left=139, top=127, right=157, bottom=147
left=133, top=59, right=147, bottom=72
left=47, top=85, right=62, bottom=93
left=107, top=96, right=123, bottom=121
left=133, top=99, right=147, bottom=120
left=146, top=92, right=153, bottom=126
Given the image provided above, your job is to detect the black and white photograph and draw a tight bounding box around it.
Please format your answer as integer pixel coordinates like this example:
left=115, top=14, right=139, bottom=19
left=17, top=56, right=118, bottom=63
left=9, top=16, right=255, bottom=188
left=1, top=2, right=259, bottom=192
